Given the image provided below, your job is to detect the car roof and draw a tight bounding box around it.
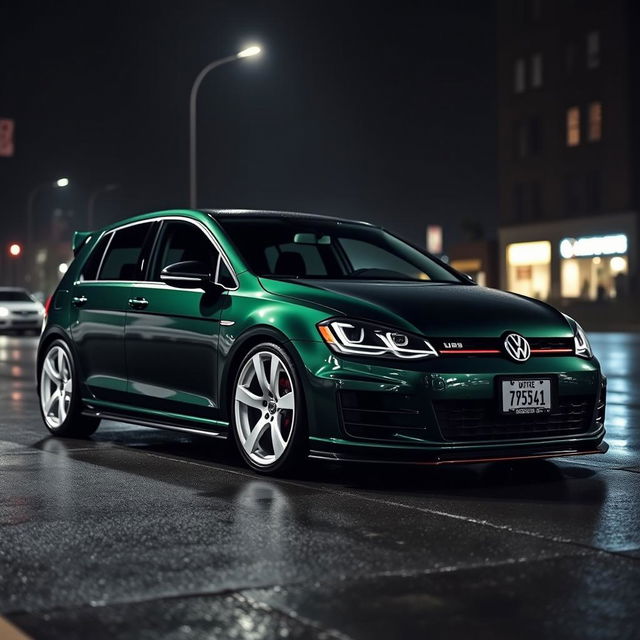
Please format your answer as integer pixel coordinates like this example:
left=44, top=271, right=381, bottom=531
left=95, top=208, right=376, bottom=236
left=0, top=287, right=29, bottom=292
left=202, top=209, right=374, bottom=227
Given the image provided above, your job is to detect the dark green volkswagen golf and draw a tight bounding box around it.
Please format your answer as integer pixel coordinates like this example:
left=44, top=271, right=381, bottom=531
left=37, top=209, right=607, bottom=474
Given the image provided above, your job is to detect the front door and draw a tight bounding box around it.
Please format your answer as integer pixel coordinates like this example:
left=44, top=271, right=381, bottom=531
left=124, top=219, right=226, bottom=423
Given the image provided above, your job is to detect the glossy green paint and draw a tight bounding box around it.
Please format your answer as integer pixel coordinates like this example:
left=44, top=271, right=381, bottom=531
left=40, top=209, right=605, bottom=462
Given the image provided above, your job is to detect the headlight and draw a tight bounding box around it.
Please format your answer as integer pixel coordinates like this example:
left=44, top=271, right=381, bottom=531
left=574, top=322, right=592, bottom=359
left=317, top=319, right=439, bottom=360
left=0, top=307, right=9, bottom=318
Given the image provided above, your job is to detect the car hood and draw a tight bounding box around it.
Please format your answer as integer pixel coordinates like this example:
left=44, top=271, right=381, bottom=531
left=258, top=278, right=573, bottom=338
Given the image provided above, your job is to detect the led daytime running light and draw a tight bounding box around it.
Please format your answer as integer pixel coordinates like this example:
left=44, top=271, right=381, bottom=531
left=318, top=320, right=439, bottom=360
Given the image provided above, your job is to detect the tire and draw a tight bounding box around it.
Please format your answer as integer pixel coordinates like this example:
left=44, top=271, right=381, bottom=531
left=38, top=339, right=100, bottom=438
left=230, top=342, right=307, bottom=475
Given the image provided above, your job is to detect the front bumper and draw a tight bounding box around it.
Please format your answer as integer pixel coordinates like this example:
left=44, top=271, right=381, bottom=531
left=0, top=316, right=42, bottom=331
left=293, top=340, right=607, bottom=464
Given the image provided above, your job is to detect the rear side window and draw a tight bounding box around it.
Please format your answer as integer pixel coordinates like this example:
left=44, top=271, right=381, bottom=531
left=98, top=223, right=155, bottom=281
left=80, top=234, right=112, bottom=281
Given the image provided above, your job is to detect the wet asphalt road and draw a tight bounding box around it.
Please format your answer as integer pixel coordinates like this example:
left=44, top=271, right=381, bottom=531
left=1, top=334, right=639, bottom=639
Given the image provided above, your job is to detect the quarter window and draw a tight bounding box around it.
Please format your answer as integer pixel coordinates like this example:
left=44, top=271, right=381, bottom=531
left=98, top=223, right=155, bottom=281
left=80, top=233, right=112, bottom=281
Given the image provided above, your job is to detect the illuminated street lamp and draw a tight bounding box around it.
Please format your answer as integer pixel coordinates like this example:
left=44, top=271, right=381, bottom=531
left=8, top=243, right=22, bottom=286
left=189, top=45, right=262, bottom=208
left=25, top=177, right=70, bottom=286
left=26, top=177, right=70, bottom=257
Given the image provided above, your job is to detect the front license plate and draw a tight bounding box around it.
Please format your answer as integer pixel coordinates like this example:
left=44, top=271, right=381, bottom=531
left=501, top=378, right=552, bottom=414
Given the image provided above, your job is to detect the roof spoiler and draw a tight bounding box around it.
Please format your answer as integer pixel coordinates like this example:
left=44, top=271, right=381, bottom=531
left=72, top=231, right=93, bottom=256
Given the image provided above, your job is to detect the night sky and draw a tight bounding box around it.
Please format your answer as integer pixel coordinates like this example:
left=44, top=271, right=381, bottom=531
left=0, top=0, right=496, bottom=252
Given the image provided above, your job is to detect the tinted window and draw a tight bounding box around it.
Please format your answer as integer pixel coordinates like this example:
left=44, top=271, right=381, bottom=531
left=217, top=217, right=461, bottom=283
left=80, top=233, right=112, bottom=281
left=0, top=290, right=33, bottom=302
left=99, top=223, right=154, bottom=281
left=151, top=221, right=219, bottom=280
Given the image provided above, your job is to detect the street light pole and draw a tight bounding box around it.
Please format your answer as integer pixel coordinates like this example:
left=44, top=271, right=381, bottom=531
left=88, top=184, right=119, bottom=229
left=189, top=46, right=262, bottom=209
left=26, top=178, right=69, bottom=281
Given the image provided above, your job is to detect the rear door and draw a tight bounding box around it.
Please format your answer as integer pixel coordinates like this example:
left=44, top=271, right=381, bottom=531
left=70, top=221, right=157, bottom=403
left=124, top=219, right=230, bottom=422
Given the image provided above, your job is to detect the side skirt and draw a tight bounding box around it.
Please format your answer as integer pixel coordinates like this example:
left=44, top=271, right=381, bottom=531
left=81, top=407, right=229, bottom=440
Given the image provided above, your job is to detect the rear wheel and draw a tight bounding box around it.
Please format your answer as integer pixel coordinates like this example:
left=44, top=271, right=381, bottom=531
left=39, top=339, right=100, bottom=437
left=231, top=343, right=307, bottom=474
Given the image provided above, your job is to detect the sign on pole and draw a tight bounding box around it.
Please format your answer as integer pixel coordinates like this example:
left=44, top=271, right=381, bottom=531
left=0, top=118, right=15, bottom=157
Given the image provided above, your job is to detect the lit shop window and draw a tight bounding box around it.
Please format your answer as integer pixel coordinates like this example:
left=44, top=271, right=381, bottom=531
left=514, top=58, right=526, bottom=93
left=587, top=31, right=600, bottom=69
left=566, top=106, right=580, bottom=147
left=530, top=53, right=543, bottom=88
left=588, top=102, right=602, bottom=142
left=560, top=235, right=629, bottom=300
left=506, top=241, right=551, bottom=300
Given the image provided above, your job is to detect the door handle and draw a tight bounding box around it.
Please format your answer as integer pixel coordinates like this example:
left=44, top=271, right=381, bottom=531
left=72, top=296, right=87, bottom=307
left=128, top=297, right=149, bottom=310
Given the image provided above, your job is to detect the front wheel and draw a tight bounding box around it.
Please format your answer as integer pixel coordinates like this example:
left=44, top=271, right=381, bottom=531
left=231, top=343, right=307, bottom=475
left=39, top=339, right=100, bottom=437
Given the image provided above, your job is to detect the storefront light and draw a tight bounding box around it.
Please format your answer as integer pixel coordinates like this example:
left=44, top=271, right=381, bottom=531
left=610, top=256, right=627, bottom=273
left=560, top=234, right=628, bottom=259
left=507, top=241, right=551, bottom=266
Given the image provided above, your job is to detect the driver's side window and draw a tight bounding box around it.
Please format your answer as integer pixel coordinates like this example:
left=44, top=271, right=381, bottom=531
left=150, top=221, right=219, bottom=281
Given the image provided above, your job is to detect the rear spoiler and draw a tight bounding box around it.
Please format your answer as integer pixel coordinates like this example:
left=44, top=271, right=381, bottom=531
left=72, top=231, right=93, bottom=256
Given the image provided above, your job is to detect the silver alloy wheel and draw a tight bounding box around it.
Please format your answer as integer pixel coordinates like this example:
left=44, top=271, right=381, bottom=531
left=234, top=350, right=296, bottom=466
left=40, top=345, right=73, bottom=429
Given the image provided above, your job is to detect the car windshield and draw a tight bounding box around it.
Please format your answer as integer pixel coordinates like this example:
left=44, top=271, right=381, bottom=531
left=0, top=290, right=33, bottom=302
left=216, top=217, right=463, bottom=283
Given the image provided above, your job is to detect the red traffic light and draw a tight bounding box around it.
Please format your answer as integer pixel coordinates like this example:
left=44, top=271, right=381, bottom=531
left=8, top=243, right=22, bottom=257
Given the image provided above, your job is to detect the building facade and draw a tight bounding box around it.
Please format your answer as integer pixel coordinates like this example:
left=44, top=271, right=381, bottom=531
left=497, top=0, right=638, bottom=306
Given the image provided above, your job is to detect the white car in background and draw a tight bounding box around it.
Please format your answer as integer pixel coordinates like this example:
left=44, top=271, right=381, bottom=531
left=0, top=288, right=45, bottom=334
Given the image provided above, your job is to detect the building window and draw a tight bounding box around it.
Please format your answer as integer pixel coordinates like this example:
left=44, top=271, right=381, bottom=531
left=531, top=53, right=543, bottom=88
left=565, top=174, right=582, bottom=214
left=587, top=31, right=600, bottom=69
left=513, top=182, right=542, bottom=220
left=513, top=117, right=541, bottom=159
left=529, top=116, right=541, bottom=155
left=566, top=106, right=580, bottom=147
left=513, top=121, right=527, bottom=158
left=506, top=241, right=551, bottom=301
left=586, top=171, right=601, bottom=212
left=514, top=183, right=526, bottom=220
left=514, top=58, right=526, bottom=93
left=530, top=182, right=541, bottom=217
left=588, top=101, right=602, bottom=141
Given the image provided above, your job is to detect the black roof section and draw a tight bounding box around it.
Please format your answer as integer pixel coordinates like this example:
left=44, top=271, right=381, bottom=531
left=200, top=209, right=373, bottom=226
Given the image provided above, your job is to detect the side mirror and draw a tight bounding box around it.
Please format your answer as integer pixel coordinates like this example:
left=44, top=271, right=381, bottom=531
left=160, top=260, right=213, bottom=289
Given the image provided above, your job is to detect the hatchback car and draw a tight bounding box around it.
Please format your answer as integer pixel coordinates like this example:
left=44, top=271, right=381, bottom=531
left=37, top=209, right=607, bottom=474
left=0, top=287, right=44, bottom=333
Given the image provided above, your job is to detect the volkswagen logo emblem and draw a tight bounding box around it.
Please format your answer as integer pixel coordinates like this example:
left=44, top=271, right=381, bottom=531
left=503, top=333, right=531, bottom=362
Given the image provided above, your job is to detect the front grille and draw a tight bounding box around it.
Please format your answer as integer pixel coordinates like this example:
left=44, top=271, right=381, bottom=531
left=432, top=337, right=574, bottom=357
left=434, top=396, right=595, bottom=441
left=12, top=310, right=38, bottom=316
left=339, top=390, right=425, bottom=440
